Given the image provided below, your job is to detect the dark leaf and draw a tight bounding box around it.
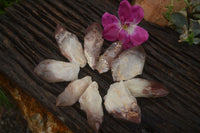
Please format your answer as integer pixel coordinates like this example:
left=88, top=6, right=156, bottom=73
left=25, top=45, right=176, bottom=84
left=190, top=19, right=200, bottom=36
left=194, top=38, right=200, bottom=44
left=0, top=89, right=13, bottom=110
left=191, top=0, right=200, bottom=5
left=176, top=28, right=185, bottom=34
left=0, top=10, right=5, bottom=15
left=171, top=13, right=188, bottom=34
left=193, top=14, right=200, bottom=19
left=192, top=5, right=200, bottom=12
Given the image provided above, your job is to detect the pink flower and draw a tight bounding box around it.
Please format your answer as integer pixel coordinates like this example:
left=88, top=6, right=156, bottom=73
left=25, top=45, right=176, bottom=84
left=102, top=0, right=149, bottom=49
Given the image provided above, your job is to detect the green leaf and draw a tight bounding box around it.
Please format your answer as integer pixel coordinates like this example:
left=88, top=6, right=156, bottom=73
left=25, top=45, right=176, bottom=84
left=184, top=0, right=190, bottom=6
left=185, top=32, right=195, bottom=45
left=0, top=88, right=13, bottom=110
left=190, top=19, right=200, bottom=36
left=171, top=13, right=188, bottom=33
left=0, top=0, right=19, bottom=15
left=163, top=3, right=174, bottom=21
left=194, top=38, right=200, bottom=44
left=0, top=10, right=5, bottom=15
left=193, top=14, right=200, bottom=19
left=4, top=1, right=14, bottom=7
left=163, top=12, right=171, bottom=21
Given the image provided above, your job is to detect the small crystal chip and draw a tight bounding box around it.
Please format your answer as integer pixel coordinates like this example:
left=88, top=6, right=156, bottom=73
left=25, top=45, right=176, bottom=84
left=96, top=41, right=123, bottom=74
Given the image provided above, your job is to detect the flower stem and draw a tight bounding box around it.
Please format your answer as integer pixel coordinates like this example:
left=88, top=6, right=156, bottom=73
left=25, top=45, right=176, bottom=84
left=184, top=0, right=190, bottom=7
left=171, top=0, right=174, bottom=6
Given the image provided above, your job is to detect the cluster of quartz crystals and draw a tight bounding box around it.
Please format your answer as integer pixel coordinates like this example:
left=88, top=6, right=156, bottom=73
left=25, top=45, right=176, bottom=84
left=34, top=24, right=104, bottom=132
left=104, top=78, right=169, bottom=123
left=34, top=23, right=169, bottom=133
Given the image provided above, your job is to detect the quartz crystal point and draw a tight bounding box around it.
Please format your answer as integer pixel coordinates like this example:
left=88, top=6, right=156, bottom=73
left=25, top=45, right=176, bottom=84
left=55, top=24, right=86, bottom=68
left=111, top=45, right=146, bottom=81
left=124, top=78, right=169, bottom=98
left=96, top=41, right=123, bottom=73
left=34, top=59, right=80, bottom=83
left=84, top=23, right=104, bottom=70
left=104, top=81, right=141, bottom=123
left=56, top=76, right=92, bottom=106
left=79, top=82, right=103, bottom=132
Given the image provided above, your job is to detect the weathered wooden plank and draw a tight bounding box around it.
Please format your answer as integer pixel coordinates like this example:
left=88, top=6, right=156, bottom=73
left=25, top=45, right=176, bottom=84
left=0, top=0, right=200, bottom=132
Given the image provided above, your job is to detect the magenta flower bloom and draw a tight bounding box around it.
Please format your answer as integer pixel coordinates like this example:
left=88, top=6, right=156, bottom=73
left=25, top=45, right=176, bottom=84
left=102, top=0, right=149, bottom=49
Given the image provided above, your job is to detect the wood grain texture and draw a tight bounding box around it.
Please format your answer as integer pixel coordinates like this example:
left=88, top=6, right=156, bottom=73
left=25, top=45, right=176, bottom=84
left=0, top=0, right=200, bottom=132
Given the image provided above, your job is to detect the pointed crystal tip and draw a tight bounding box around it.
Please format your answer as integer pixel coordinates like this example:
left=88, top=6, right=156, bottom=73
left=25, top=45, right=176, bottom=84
left=149, top=82, right=169, bottom=97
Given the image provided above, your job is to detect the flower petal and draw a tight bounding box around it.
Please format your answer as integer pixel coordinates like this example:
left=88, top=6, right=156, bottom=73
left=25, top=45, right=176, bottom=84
left=102, top=12, right=120, bottom=28
left=118, top=0, right=132, bottom=24
left=123, top=42, right=134, bottom=50
left=103, top=24, right=120, bottom=41
left=130, top=26, right=149, bottom=46
left=118, top=29, right=130, bottom=44
left=131, top=5, right=144, bottom=24
left=118, top=0, right=144, bottom=24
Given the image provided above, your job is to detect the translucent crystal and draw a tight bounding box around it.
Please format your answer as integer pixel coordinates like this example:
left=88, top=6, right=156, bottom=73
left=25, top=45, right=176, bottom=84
left=96, top=41, right=123, bottom=74
left=34, top=59, right=79, bottom=83
left=124, top=78, right=169, bottom=98
left=84, top=23, right=104, bottom=70
left=55, top=24, right=86, bottom=68
left=56, top=76, right=92, bottom=106
left=104, top=81, right=141, bottom=123
left=111, top=45, right=146, bottom=81
left=79, top=82, right=103, bottom=132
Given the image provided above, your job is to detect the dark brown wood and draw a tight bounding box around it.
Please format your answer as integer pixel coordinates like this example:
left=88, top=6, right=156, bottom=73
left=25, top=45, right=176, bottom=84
left=0, top=0, right=200, bottom=132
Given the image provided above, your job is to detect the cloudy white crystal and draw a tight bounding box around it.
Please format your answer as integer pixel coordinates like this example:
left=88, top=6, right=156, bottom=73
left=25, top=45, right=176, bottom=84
left=84, top=23, right=104, bottom=70
left=111, top=45, right=146, bottom=81
left=56, top=76, right=92, bottom=106
left=79, top=81, right=103, bottom=132
left=55, top=24, right=86, bottom=68
left=104, top=81, right=141, bottom=123
left=34, top=59, right=79, bottom=83
left=124, top=78, right=169, bottom=98
left=96, top=41, right=123, bottom=74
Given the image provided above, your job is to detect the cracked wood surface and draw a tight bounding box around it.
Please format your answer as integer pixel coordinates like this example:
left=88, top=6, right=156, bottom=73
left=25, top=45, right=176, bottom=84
left=0, top=0, right=200, bottom=132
